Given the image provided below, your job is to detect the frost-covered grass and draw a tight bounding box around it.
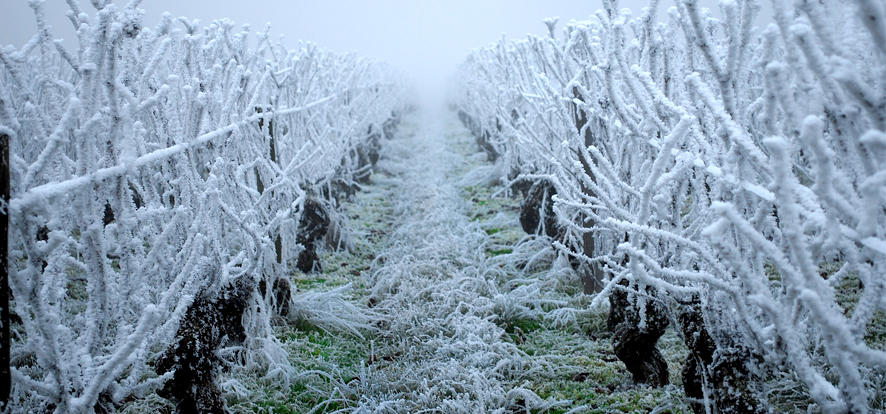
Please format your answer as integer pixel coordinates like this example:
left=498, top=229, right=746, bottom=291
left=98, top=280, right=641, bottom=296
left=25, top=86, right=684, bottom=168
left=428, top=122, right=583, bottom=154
left=219, top=140, right=402, bottom=413
left=329, top=113, right=563, bottom=412
left=461, top=193, right=692, bottom=411
left=296, top=173, right=397, bottom=293
left=455, top=119, right=883, bottom=413
left=3, top=2, right=407, bottom=411
left=457, top=1, right=886, bottom=411
left=228, top=111, right=570, bottom=412
left=217, top=108, right=886, bottom=413
left=224, top=324, right=370, bottom=413
left=447, top=115, right=693, bottom=413
left=763, top=264, right=886, bottom=413
left=515, top=327, right=687, bottom=414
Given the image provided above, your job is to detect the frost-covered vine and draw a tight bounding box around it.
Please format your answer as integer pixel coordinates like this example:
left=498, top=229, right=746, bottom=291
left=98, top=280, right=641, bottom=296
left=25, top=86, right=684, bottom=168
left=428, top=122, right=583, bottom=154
left=456, top=0, right=886, bottom=411
left=0, top=1, right=405, bottom=412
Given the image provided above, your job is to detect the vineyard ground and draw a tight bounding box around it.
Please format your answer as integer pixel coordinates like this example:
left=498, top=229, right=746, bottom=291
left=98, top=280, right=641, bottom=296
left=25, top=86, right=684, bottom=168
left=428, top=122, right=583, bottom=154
left=101, top=108, right=886, bottom=413
left=217, top=110, right=696, bottom=413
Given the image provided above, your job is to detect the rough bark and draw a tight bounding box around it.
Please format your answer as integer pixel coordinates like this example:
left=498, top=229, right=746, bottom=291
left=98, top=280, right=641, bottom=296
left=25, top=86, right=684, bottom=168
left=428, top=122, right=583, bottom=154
left=519, top=178, right=603, bottom=294
left=156, top=276, right=255, bottom=413
left=354, top=125, right=380, bottom=184
left=678, top=298, right=768, bottom=414
left=606, top=280, right=670, bottom=386
left=296, top=198, right=330, bottom=273
left=296, top=245, right=321, bottom=273
left=476, top=130, right=499, bottom=162
left=102, top=202, right=115, bottom=226
left=382, top=113, right=400, bottom=140
left=572, top=87, right=603, bottom=293
left=456, top=110, right=499, bottom=161
left=519, top=179, right=563, bottom=239
left=259, top=276, right=292, bottom=317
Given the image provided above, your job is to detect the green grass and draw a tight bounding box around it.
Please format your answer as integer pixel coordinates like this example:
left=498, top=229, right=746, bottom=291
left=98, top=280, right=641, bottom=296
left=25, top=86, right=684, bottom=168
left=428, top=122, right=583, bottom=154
left=460, top=172, right=526, bottom=261
left=757, top=261, right=886, bottom=411
left=513, top=315, right=690, bottom=413
left=223, top=306, right=373, bottom=413
left=831, top=270, right=886, bottom=350
left=221, top=168, right=402, bottom=413
left=450, top=135, right=692, bottom=413
left=230, top=119, right=700, bottom=413
left=488, top=248, right=513, bottom=256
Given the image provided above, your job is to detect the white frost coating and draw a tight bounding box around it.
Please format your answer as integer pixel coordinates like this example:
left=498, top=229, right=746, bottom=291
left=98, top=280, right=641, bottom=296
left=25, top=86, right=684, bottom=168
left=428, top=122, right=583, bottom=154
left=10, top=95, right=337, bottom=213
left=0, top=2, right=407, bottom=412
left=455, top=0, right=886, bottom=410
left=318, top=112, right=570, bottom=412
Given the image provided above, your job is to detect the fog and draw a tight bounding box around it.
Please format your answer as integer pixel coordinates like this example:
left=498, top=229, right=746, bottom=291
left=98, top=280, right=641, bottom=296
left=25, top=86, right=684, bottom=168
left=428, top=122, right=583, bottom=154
left=1, top=0, right=770, bottom=102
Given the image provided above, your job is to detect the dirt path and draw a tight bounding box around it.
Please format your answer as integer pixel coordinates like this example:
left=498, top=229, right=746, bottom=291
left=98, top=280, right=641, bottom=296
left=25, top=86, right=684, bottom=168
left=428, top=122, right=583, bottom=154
left=345, top=109, right=559, bottom=412
left=228, top=109, right=690, bottom=413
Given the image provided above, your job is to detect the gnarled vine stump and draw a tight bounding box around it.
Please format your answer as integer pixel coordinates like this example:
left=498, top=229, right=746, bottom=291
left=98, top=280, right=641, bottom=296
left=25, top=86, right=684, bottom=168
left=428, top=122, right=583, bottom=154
left=607, top=280, right=669, bottom=386
left=296, top=198, right=330, bottom=273
left=519, top=179, right=563, bottom=239
left=678, top=298, right=768, bottom=414
left=156, top=276, right=255, bottom=413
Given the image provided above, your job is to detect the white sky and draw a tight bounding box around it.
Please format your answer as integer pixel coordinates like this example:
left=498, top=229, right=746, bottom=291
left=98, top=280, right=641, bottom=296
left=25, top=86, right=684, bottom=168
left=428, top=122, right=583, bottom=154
left=1, top=0, right=770, bottom=98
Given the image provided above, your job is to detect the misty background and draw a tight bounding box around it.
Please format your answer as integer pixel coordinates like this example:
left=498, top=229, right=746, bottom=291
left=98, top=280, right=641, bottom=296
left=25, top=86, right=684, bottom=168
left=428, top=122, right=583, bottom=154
left=0, top=0, right=771, bottom=102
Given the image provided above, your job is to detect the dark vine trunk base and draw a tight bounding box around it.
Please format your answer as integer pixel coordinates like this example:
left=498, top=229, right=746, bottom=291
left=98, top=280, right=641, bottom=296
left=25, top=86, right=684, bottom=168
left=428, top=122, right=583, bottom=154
left=259, top=276, right=292, bottom=317
left=519, top=179, right=562, bottom=239
left=156, top=276, right=255, bottom=414
left=456, top=110, right=499, bottom=162
left=678, top=298, right=768, bottom=414
left=296, top=198, right=330, bottom=273
left=607, top=281, right=669, bottom=386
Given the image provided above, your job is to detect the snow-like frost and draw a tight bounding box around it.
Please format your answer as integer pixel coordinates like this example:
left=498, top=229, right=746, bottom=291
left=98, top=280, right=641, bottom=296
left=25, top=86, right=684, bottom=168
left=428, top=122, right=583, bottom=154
left=0, top=2, right=407, bottom=412
left=312, top=112, right=574, bottom=413
left=455, top=0, right=886, bottom=411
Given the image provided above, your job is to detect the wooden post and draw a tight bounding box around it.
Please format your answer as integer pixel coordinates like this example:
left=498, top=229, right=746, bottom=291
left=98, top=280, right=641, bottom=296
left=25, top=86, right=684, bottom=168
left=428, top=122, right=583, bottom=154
left=267, top=111, right=283, bottom=264
left=571, top=88, right=603, bottom=293
left=256, top=107, right=283, bottom=264
left=1, top=132, right=11, bottom=409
